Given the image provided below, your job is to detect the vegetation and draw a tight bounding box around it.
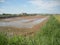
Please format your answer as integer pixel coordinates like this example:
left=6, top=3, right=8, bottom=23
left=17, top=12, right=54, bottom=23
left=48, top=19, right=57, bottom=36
left=0, top=13, right=37, bottom=18
left=0, top=14, right=58, bottom=19
left=54, top=15, right=60, bottom=22
left=0, top=15, right=60, bottom=45
left=0, top=13, right=18, bottom=19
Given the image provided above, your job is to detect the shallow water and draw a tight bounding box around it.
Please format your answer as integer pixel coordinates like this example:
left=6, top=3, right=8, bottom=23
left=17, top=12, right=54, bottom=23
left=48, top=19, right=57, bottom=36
left=0, top=17, right=47, bottom=28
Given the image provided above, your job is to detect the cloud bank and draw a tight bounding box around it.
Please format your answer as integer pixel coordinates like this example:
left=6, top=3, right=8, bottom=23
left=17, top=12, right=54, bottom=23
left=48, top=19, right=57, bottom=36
left=29, top=0, right=60, bottom=10
left=0, top=0, right=60, bottom=14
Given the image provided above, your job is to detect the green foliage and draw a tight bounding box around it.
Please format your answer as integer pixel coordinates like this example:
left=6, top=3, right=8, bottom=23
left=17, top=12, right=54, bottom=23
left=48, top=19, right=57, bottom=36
left=35, top=15, right=60, bottom=45
left=0, top=33, right=8, bottom=45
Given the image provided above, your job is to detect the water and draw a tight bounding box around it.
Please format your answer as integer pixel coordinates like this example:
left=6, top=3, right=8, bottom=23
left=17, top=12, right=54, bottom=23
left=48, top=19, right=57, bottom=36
left=0, top=17, right=47, bottom=28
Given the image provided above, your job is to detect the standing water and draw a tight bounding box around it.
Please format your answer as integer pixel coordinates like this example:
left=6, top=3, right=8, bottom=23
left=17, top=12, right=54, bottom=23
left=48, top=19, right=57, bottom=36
left=0, top=17, right=48, bottom=28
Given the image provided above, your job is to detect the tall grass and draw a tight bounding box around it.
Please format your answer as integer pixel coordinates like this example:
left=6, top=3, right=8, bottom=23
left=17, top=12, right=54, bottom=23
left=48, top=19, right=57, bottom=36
left=0, top=33, right=8, bottom=45
left=54, top=15, right=60, bottom=22
left=0, top=15, right=60, bottom=45
left=34, top=16, right=60, bottom=45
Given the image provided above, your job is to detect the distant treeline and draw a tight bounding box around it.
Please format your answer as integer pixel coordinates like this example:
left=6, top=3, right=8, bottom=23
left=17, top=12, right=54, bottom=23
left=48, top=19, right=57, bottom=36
left=0, top=13, right=36, bottom=19
left=0, top=13, right=60, bottom=19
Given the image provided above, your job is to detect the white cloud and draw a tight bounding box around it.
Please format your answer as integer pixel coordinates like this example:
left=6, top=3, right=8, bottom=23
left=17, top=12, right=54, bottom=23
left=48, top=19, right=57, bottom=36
left=0, top=8, right=4, bottom=14
left=0, top=0, right=5, bottom=2
left=29, top=0, right=60, bottom=10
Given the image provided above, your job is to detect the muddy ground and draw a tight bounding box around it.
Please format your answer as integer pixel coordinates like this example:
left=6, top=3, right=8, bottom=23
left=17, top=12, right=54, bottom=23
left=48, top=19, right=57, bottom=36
left=0, top=15, right=49, bottom=36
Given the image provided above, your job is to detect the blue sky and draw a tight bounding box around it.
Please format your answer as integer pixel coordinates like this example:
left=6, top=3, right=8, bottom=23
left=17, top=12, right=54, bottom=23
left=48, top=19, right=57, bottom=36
left=0, top=0, right=60, bottom=14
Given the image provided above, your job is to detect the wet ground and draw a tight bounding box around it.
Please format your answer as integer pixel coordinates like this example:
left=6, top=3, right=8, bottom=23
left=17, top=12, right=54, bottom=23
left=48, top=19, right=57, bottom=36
left=0, top=16, right=49, bottom=36
left=0, top=17, right=48, bottom=28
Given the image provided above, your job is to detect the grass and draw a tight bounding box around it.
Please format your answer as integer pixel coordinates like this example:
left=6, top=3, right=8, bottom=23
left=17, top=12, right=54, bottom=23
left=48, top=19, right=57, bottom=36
left=54, top=15, right=60, bottom=22
left=35, top=15, right=60, bottom=45
left=0, top=15, right=60, bottom=45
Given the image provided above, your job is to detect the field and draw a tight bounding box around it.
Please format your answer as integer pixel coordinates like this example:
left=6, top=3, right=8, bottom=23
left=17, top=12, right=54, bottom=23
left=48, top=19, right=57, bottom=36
left=0, top=15, right=60, bottom=45
left=0, top=15, right=48, bottom=36
left=54, top=15, right=60, bottom=22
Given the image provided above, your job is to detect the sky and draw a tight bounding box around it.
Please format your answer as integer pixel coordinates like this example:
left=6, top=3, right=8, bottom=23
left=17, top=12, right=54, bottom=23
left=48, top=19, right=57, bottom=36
left=0, top=0, right=60, bottom=14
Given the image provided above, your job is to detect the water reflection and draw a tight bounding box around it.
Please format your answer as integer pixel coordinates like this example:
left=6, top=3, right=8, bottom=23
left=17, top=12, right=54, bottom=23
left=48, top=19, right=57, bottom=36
left=0, top=17, right=47, bottom=28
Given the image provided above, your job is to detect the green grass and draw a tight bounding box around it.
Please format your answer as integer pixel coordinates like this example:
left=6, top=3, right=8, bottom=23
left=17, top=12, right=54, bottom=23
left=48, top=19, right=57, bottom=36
left=54, top=15, right=60, bottom=22
left=0, top=15, right=60, bottom=45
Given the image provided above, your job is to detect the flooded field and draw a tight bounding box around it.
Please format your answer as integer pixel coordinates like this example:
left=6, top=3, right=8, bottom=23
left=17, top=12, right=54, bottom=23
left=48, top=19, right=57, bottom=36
left=0, top=16, right=48, bottom=28
left=0, top=17, right=47, bottom=28
left=0, top=16, right=48, bottom=35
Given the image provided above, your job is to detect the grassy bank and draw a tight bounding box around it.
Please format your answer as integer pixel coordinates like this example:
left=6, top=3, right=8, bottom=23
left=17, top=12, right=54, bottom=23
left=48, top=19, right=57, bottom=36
left=0, top=15, right=60, bottom=45
left=54, top=15, right=60, bottom=22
